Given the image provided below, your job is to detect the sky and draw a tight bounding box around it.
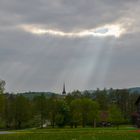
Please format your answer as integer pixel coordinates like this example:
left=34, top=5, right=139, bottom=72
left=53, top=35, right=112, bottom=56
left=0, top=0, right=140, bottom=93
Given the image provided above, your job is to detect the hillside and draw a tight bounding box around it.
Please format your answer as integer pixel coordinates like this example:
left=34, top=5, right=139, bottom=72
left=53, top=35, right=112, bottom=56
left=19, top=92, right=57, bottom=99
left=128, top=87, right=140, bottom=93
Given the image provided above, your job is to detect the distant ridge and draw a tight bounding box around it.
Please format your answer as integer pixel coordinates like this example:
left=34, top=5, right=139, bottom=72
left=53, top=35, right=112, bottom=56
left=19, top=92, right=57, bottom=99
left=14, top=87, right=140, bottom=99
left=128, top=87, right=140, bottom=93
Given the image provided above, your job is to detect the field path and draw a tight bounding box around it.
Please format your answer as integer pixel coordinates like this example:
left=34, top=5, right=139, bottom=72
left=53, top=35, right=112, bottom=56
left=0, top=131, right=15, bottom=134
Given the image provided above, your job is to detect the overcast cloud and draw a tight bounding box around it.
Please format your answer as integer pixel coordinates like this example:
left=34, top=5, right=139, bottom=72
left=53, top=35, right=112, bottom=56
left=0, top=0, right=140, bottom=93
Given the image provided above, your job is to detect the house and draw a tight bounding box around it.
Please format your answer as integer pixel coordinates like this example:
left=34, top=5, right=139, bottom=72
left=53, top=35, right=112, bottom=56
left=133, top=96, right=140, bottom=127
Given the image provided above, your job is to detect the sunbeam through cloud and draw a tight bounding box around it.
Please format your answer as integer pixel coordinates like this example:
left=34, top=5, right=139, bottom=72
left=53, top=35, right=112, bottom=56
left=20, top=24, right=125, bottom=38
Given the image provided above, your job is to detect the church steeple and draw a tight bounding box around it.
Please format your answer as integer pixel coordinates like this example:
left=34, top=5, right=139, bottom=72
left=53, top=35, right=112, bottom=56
left=62, top=83, right=66, bottom=95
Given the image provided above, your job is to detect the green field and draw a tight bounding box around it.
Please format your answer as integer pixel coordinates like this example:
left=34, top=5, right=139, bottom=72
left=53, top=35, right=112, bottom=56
left=0, top=127, right=140, bottom=140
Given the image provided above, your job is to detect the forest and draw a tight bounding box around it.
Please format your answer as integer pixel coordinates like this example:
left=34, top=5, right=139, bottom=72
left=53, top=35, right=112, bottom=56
left=0, top=80, right=139, bottom=130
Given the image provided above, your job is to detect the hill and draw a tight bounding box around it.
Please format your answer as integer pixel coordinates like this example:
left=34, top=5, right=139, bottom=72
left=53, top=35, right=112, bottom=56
left=19, top=92, right=57, bottom=99
left=128, top=87, right=140, bottom=93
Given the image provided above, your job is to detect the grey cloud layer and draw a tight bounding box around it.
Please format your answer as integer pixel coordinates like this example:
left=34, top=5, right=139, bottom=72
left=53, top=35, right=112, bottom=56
left=0, top=0, right=140, bottom=92
left=0, top=0, right=138, bottom=30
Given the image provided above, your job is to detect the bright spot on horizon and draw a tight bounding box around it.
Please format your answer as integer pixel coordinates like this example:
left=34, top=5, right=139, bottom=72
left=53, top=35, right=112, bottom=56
left=20, top=24, right=125, bottom=38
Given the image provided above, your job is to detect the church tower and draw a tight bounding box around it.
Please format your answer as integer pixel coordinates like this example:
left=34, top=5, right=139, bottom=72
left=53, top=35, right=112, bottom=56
left=62, top=83, right=66, bottom=95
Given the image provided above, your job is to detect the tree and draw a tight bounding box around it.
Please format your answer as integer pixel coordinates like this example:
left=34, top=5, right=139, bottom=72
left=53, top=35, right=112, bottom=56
left=55, top=100, right=69, bottom=127
left=108, top=104, right=124, bottom=129
left=115, top=89, right=129, bottom=120
left=14, top=95, right=32, bottom=129
left=46, top=96, right=58, bottom=128
left=0, top=94, right=6, bottom=127
left=65, top=93, right=75, bottom=105
left=71, top=90, right=82, bottom=99
left=0, top=80, right=5, bottom=94
left=95, top=88, right=109, bottom=110
left=70, top=98, right=99, bottom=128
left=33, top=94, right=47, bottom=128
left=88, top=101, right=99, bottom=128
left=70, top=99, right=82, bottom=128
left=83, top=90, right=92, bottom=98
left=4, top=94, right=15, bottom=128
left=80, top=98, right=99, bottom=127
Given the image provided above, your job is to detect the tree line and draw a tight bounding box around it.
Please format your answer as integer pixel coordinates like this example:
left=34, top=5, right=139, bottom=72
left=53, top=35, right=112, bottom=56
left=0, top=80, right=139, bottom=129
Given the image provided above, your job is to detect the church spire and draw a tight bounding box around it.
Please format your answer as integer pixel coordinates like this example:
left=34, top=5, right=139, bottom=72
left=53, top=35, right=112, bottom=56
left=62, top=83, right=66, bottom=95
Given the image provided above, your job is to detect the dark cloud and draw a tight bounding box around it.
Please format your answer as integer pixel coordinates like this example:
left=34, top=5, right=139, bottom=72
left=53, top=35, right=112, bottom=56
left=0, top=0, right=138, bottom=30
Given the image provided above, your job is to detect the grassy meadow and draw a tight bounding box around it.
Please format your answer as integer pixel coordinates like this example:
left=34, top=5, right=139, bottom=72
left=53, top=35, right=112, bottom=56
left=0, top=126, right=140, bottom=140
